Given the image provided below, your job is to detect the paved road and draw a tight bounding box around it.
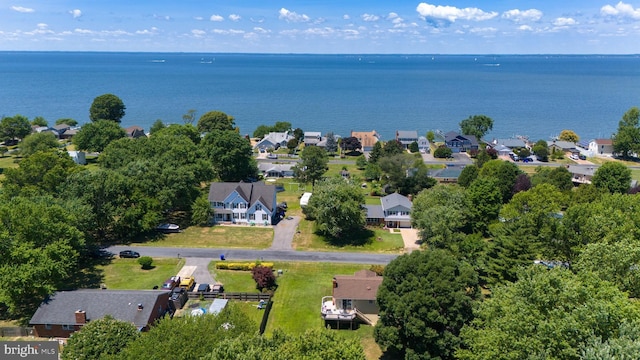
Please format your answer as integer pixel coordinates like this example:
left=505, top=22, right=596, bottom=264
left=270, top=216, right=300, bottom=250
left=108, top=245, right=398, bottom=265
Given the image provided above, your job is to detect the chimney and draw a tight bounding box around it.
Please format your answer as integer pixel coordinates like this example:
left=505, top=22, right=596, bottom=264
left=332, top=277, right=338, bottom=288
left=137, top=304, right=144, bottom=311
left=75, top=310, right=86, bottom=324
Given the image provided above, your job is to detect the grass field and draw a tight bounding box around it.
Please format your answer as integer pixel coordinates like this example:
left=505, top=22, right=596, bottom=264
left=293, top=220, right=405, bottom=253
left=96, top=258, right=184, bottom=290
left=132, top=225, right=274, bottom=249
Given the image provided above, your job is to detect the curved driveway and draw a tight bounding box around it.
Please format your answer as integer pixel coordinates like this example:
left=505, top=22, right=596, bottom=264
left=108, top=245, right=397, bottom=265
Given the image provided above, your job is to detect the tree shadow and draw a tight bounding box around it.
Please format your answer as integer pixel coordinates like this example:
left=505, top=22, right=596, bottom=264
left=319, top=228, right=375, bottom=247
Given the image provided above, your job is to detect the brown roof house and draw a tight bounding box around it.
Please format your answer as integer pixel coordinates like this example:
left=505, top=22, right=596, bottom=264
left=351, top=130, right=380, bottom=152
left=321, top=270, right=383, bottom=327
left=125, top=126, right=146, bottom=139
left=29, top=290, right=171, bottom=338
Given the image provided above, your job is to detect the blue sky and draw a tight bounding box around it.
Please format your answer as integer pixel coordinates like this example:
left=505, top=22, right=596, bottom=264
left=2, top=1, right=640, bottom=53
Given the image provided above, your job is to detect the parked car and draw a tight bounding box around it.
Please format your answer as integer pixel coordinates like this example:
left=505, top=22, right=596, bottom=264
left=119, top=250, right=140, bottom=258
left=579, top=154, right=587, bottom=160
left=211, top=283, right=224, bottom=294
left=179, top=277, right=195, bottom=291
left=267, top=153, right=278, bottom=159
left=570, top=154, right=579, bottom=160
left=196, top=283, right=210, bottom=292
left=162, top=276, right=181, bottom=290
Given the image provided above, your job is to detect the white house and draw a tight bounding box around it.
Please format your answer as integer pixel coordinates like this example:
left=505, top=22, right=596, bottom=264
left=588, top=139, right=614, bottom=156
left=254, top=132, right=294, bottom=150
left=366, top=193, right=412, bottom=228
left=208, top=182, right=277, bottom=225
left=303, top=131, right=322, bottom=146
left=417, top=136, right=430, bottom=152
left=257, top=162, right=295, bottom=178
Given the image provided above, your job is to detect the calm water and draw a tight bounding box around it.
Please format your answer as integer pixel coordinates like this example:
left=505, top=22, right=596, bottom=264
left=1, top=52, right=639, bottom=141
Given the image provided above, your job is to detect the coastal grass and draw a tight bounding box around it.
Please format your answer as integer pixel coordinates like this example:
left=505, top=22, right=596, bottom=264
left=97, top=258, right=183, bottom=290
left=132, top=225, right=273, bottom=249
left=293, top=220, right=404, bottom=253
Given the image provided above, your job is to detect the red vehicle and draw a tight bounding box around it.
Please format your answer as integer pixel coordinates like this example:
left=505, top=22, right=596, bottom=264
left=161, top=276, right=181, bottom=290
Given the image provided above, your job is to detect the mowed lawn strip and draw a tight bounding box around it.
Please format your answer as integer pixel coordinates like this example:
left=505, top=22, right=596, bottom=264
left=293, top=220, right=404, bottom=253
left=97, top=258, right=184, bottom=290
left=134, top=226, right=273, bottom=249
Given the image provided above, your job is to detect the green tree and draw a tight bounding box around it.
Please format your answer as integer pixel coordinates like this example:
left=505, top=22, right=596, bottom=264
left=478, top=159, right=522, bottom=203
left=592, top=161, right=631, bottom=194
left=581, top=322, right=640, bottom=360
left=532, top=139, right=549, bottom=162
left=182, top=109, right=197, bottom=125
left=375, top=249, right=480, bottom=360
left=252, top=125, right=271, bottom=139
left=154, top=123, right=201, bottom=144
left=411, top=184, right=469, bottom=249
left=408, top=141, right=419, bottom=153
left=137, top=256, right=153, bottom=269
left=73, top=120, right=126, bottom=152
left=484, top=229, right=537, bottom=286
left=3, top=150, right=81, bottom=197
left=56, top=118, right=78, bottom=126
left=457, top=165, right=479, bottom=188
left=355, top=155, right=367, bottom=170
left=62, top=315, right=139, bottom=360
left=433, top=146, right=452, bottom=158
left=363, top=163, right=381, bottom=181
left=0, top=114, right=32, bottom=143
left=458, top=268, right=640, bottom=360
left=191, top=194, right=213, bottom=226
left=286, top=138, right=298, bottom=154
left=325, top=132, right=338, bottom=154
left=426, top=130, right=435, bottom=143
left=613, top=107, right=640, bottom=159
left=89, top=94, right=126, bottom=122
left=383, top=139, right=405, bottom=156
left=466, top=177, right=502, bottom=234
left=531, top=166, right=574, bottom=191
left=305, top=178, right=365, bottom=239
left=475, top=149, right=491, bottom=168
left=459, top=114, right=493, bottom=139
left=149, top=119, right=165, bottom=134
left=19, top=132, right=59, bottom=157
left=31, top=116, right=47, bottom=127
left=197, top=110, right=236, bottom=133
left=558, top=129, right=579, bottom=142
left=201, top=130, right=257, bottom=181
left=368, top=141, right=384, bottom=163
left=293, top=145, right=328, bottom=187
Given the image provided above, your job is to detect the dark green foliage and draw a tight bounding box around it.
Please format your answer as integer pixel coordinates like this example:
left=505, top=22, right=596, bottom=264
left=375, top=249, right=480, bottom=360
left=355, top=155, right=367, bottom=170
left=457, top=165, right=479, bottom=187
left=466, top=177, right=502, bottom=235
left=478, top=159, right=522, bottom=203
left=325, top=132, right=338, bottom=154
left=460, top=114, right=493, bottom=139
left=306, top=178, right=365, bottom=238
left=292, top=127, right=304, bottom=141
left=475, top=149, right=491, bottom=168
left=3, top=150, right=81, bottom=197
left=182, top=109, right=197, bottom=125
left=0, top=114, right=32, bottom=142
left=363, top=163, right=381, bottom=181
left=592, top=161, right=631, bottom=194
left=197, top=110, right=236, bottom=133
left=434, top=146, right=452, bottom=158
left=582, top=322, right=640, bottom=359
left=513, top=147, right=531, bottom=159
left=201, top=130, right=257, bottom=182
left=408, top=141, right=419, bottom=153
left=62, top=315, right=139, bottom=360
left=286, top=138, right=298, bottom=153
left=383, top=139, right=404, bottom=156
left=154, top=123, right=201, bottom=144
left=73, top=120, right=126, bottom=152
left=191, top=194, right=213, bottom=226
left=484, top=231, right=537, bottom=286
left=532, top=139, right=549, bottom=162
left=531, top=166, right=573, bottom=191
left=411, top=184, right=469, bottom=249
left=368, top=141, right=383, bottom=163
left=19, top=132, right=59, bottom=157
left=293, top=145, right=328, bottom=187
left=613, top=107, right=640, bottom=159
left=378, top=154, right=435, bottom=195
left=56, top=118, right=78, bottom=126
left=149, top=119, right=165, bottom=134
left=89, top=94, right=126, bottom=122
left=31, top=116, right=48, bottom=127
left=251, top=265, right=276, bottom=291
left=252, top=121, right=291, bottom=138
left=137, top=256, right=153, bottom=269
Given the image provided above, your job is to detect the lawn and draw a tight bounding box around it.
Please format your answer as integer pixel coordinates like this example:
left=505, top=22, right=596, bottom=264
left=293, top=220, right=404, bottom=253
left=133, top=225, right=274, bottom=249
left=96, top=258, right=184, bottom=290
left=0, top=154, right=20, bottom=181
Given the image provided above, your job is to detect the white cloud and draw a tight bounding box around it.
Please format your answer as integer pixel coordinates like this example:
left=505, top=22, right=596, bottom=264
left=11, top=6, right=34, bottom=13
left=502, top=9, right=542, bottom=22
left=470, top=27, right=497, bottom=34
left=601, top=2, right=640, bottom=20
left=191, top=29, right=206, bottom=37
left=136, top=27, right=159, bottom=35
left=253, top=27, right=270, bottom=34
left=362, top=13, right=380, bottom=22
left=210, top=14, right=224, bottom=22
left=153, top=14, right=171, bottom=21
left=416, top=3, right=497, bottom=22
left=278, top=8, right=310, bottom=22
left=74, top=28, right=94, bottom=34
left=553, top=17, right=577, bottom=26
left=229, top=14, right=241, bottom=22
left=69, top=9, right=82, bottom=19
left=194, top=16, right=204, bottom=21
left=518, top=25, right=533, bottom=31
left=343, top=14, right=350, bottom=20
left=387, top=12, right=399, bottom=20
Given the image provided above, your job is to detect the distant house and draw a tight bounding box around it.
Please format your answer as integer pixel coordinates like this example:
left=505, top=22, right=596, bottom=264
left=304, top=131, right=322, bottom=146
left=67, top=151, right=86, bottom=165
left=445, top=131, right=479, bottom=153
left=208, top=181, right=277, bottom=225
left=351, top=130, right=380, bottom=152
left=366, top=193, right=412, bottom=228
left=493, top=144, right=512, bottom=156
left=428, top=165, right=465, bottom=184
left=492, top=138, right=527, bottom=150
left=395, top=130, right=418, bottom=149
left=567, top=165, right=596, bottom=185
left=257, top=162, right=295, bottom=178
left=588, top=139, right=614, bottom=156
left=126, top=126, right=146, bottom=139
left=32, top=125, right=60, bottom=139
left=29, top=290, right=171, bottom=338
left=547, top=140, right=577, bottom=154
left=254, top=132, right=294, bottom=150
left=321, top=270, right=383, bottom=326
left=417, top=136, right=430, bottom=152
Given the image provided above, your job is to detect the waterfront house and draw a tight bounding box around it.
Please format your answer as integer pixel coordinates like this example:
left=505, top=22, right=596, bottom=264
left=445, top=131, right=479, bottom=153
left=321, top=270, right=383, bottom=327
left=588, top=139, right=614, bottom=156
left=208, top=181, right=277, bottom=225
left=417, top=136, right=430, bottom=152
left=254, top=132, right=294, bottom=150
left=125, top=126, right=146, bottom=139
left=395, top=130, right=419, bottom=149
left=547, top=140, right=577, bottom=154
left=257, top=162, right=295, bottom=178
left=365, top=192, right=412, bottom=228
left=29, top=290, right=171, bottom=338
left=303, top=131, right=322, bottom=146
left=567, top=165, right=596, bottom=185
left=350, top=130, right=380, bottom=152
left=492, top=138, right=527, bottom=150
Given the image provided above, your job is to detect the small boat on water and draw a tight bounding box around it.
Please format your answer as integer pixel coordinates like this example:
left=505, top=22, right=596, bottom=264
left=151, top=59, right=166, bottom=63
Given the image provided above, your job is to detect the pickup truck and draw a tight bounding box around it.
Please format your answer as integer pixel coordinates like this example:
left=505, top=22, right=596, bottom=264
left=179, top=277, right=195, bottom=291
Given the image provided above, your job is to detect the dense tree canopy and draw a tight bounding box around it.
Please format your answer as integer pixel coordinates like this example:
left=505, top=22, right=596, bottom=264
left=201, top=130, right=257, bottom=182
left=558, top=129, right=580, bottom=142
left=62, top=315, right=139, bottom=360
left=19, top=132, right=59, bottom=157
left=411, top=184, right=469, bottom=249
left=31, top=116, right=48, bottom=127
left=252, top=121, right=291, bottom=138
left=478, top=159, right=522, bottom=202
left=305, top=178, right=365, bottom=238
left=73, top=120, right=126, bottom=152
left=613, top=107, right=640, bottom=158
left=55, top=118, right=78, bottom=126
left=592, top=161, right=631, bottom=194
left=375, top=249, right=480, bottom=360
left=293, top=145, right=328, bottom=187
left=89, top=93, right=126, bottom=122
left=3, top=150, right=81, bottom=197
left=0, top=114, right=32, bottom=143
left=459, top=114, right=493, bottom=139
left=197, top=110, right=236, bottom=133
left=531, top=166, right=573, bottom=191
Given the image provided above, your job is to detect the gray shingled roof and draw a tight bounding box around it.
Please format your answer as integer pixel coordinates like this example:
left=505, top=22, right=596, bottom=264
left=494, top=138, right=526, bottom=148
left=207, top=182, right=276, bottom=212
left=365, top=204, right=384, bottom=219
left=396, top=130, right=418, bottom=139
left=381, top=193, right=412, bottom=211
left=29, top=290, right=170, bottom=328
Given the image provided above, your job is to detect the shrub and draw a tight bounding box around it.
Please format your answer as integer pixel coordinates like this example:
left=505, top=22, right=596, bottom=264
left=252, top=265, right=277, bottom=291
left=137, top=256, right=153, bottom=270
left=215, top=262, right=274, bottom=271
left=370, top=264, right=385, bottom=276
left=433, top=146, right=452, bottom=158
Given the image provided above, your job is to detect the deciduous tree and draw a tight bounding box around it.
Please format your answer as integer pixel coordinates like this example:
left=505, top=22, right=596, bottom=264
left=73, top=120, right=126, bottom=152
left=293, top=145, right=328, bottom=187
left=201, top=130, right=257, bottom=182
left=55, top=118, right=78, bottom=126
left=613, top=107, right=640, bottom=159
left=62, top=315, right=138, bottom=360
left=531, top=166, right=573, bottom=191
left=19, top=132, right=59, bottom=157
left=411, top=184, right=469, bottom=248
left=252, top=265, right=276, bottom=291
left=0, top=114, right=32, bottom=143
left=458, top=165, right=479, bottom=188
left=197, top=110, right=236, bottom=133
left=89, top=93, right=126, bottom=122
left=466, top=177, right=502, bottom=234
left=592, top=161, right=631, bottom=194
left=31, top=116, right=48, bottom=127
left=559, top=129, right=580, bottom=143
left=191, top=194, right=213, bottom=226
left=305, top=178, right=365, bottom=238
left=3, top=150, right=81, bottom=197
left=460, top=114, right=493, bottom=139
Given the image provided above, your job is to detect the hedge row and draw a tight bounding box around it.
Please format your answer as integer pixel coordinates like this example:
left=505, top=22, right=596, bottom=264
left=215, top=262, right=274, bottom=271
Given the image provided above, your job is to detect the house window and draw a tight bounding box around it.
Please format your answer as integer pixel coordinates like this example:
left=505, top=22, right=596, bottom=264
left=232, top=203, right=238, bottom=209
left=256, top=204, right=262, bottom=211
left=249, top=214, right=255, bottom=220
left=240, top=213, right=246, bottom=219
left=240, top=203, right=246, bottom=209
left=262, top=214, right=268, bottom=221
left=44, top=324, right=52, bottom=330
left=342, top=299, right=352, bottom=310
left=62, top=325, right=74, bottom=331
left=233, top=213, right=239, bottom=219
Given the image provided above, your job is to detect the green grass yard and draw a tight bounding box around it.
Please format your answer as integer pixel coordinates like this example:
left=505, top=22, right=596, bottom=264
left=96, top=258, right=184, bottom=290
left=293, top=220, right=404, bottom=253
left=133, top=225, right=274, bottom=249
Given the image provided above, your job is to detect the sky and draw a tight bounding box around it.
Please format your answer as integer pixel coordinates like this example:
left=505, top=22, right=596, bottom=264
left=2, top=1, right=640, bottom=54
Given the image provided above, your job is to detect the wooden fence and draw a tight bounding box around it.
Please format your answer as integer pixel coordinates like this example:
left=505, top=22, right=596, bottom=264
left=186, top=292, right=272, bottom=301
left=0, top=327, right=33, bottom=337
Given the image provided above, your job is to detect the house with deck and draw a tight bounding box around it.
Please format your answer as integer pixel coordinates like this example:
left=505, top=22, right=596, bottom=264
left=547, top=140, right=578, bottom=155
left=29, top=290, right=171, bottom=338
left=351, top=130, right=380, bottom=152
left=208, top=181, right=277, bottom=225
left=303, top=131, right=322, bottom=146
left=445, top=131, right=479, bottom=153
left=321, top=270, right=383, bottom=328
left=365, top=192, right=412, bottom=228
left=396, top=130, right=418, bottom=149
